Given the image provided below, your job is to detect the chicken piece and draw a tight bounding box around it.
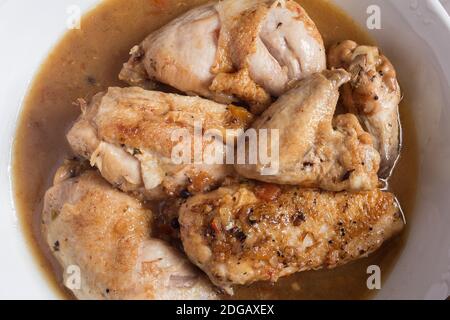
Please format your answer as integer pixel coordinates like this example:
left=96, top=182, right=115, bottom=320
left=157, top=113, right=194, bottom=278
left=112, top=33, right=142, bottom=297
left=234, top=70, right=381, bottom=192
left=119, top=3, right=220, bottom=96
left=120, top=0, right=326, bottom=114
left=42, top=162, right=218, bottom=300
left=179, top=182, right=404, bottom=294
left=67, top=87, right=252, bottom=200
left=327, top=40, right=402, bottom=178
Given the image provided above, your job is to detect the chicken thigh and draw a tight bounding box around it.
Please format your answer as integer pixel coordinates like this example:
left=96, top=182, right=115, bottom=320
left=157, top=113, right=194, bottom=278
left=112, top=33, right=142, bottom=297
left=179, top=182, right=403, bottom=294
left=42, top=161, right=218, bottom=300
left=67, top=87, right=252, bottom=200
left=328, top=40, right=402, bottom=178
left=234, top=69, right=381, bottom=192
left=120, top=0, right=326, bottom=114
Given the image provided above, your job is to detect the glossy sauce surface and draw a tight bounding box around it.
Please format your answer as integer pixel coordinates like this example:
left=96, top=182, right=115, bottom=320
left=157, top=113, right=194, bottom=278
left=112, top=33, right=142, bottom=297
left=13, top=0, right=418, bottom=299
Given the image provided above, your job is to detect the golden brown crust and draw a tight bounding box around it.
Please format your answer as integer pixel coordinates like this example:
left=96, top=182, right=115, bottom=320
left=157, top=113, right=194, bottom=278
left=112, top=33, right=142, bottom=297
left=328, top=40, right=399, bottom=115
left=43, top=170, right=151, bottom=298
left=210, top=69, right=272, bottom=114
left=120, top=1, right=325, bottom=114
left=42, top=166, right=219, bottom=300
left=180, top=183, right=403, bottom=293
left=211, top=3, right=272, bottom=113
left=95, top=87, right=252, bottom=158
left=67, top=87, right=252, bottom=199
left=234, top=70, right=380, bottom=192
left=327, top=40, right=401, bottom=177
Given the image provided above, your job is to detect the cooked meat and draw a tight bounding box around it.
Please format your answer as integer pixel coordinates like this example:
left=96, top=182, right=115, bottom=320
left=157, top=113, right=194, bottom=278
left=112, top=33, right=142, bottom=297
left=327, top=40, right=401, bottom=178
left=120, top=3, right=220, bottom=96
left=67, top=87, right=252, bottom=200
left=179, top=182, right=404, bottom=294
left=234, top=70, right=381, bottom=192
left=42, top=162, right=218, bottom=300
left=120, top=0, right=326, bottom=114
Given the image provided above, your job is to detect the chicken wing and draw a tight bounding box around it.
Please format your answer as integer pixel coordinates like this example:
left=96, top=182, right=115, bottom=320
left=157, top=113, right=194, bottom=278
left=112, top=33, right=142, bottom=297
left=234, top=69, right=381, bottom=192
left=327, top=40, right=401, bottom=178
left=42, top=161, right=218, bottom=300
left=179, top=182, right=403, bottom=294
left=67, top=87, right=252, bottom=200
left=120, top=0, right=326, bottom=114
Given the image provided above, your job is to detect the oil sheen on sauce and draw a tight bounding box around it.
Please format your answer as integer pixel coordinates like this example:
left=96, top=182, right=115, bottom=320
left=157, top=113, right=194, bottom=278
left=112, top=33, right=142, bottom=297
left=13, top=0, right=418, bottom=300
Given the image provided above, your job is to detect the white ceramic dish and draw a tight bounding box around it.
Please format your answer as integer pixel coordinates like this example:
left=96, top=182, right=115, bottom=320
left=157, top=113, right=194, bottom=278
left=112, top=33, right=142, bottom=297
left=0, top=0, right=449, bottom=299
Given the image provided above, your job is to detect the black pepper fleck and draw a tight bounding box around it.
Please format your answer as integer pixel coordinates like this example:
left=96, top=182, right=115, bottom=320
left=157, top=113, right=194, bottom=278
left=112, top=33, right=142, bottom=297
left=231, top=227, right=247, bottom=242
left=53, top=241, right=60, bottom=252
left=292, top=212, right=306, bottom=226
left=180, top=189, right=192, bottom=199
left=86, top=76, right=97, bottom=85
left=171, top=218, right=180, bottom=230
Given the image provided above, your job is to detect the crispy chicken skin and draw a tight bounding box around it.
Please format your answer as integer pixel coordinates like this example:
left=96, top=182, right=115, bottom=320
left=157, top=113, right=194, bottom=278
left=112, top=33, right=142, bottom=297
left=179, top=182, right=404, bottom=294
left=327, top=40, right=401, bottom=178
left=234, top=70, right=381, bottom=192
left=120, top=0, right=326, bottom=114
left=67, top=87, right=252, bottom=200
left=42, top=162, right=218, bottom=300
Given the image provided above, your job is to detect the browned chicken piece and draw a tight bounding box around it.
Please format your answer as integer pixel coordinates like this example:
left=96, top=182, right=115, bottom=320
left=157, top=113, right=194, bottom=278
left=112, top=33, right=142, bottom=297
left=234, top=70, right=381, bottom=192
left=179, top=182, right=404, bottom=294
left=67, top=87, right=252, bottom=200
left=120, top=0, right=326, bottom=114
left=327, top=40, right=402, bottom=178
left=42, top=162, right=218, bottom=300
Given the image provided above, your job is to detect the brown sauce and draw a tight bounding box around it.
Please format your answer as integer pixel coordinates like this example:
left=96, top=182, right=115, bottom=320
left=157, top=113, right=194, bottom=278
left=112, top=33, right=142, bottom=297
left=12, top=0, right=418, bottom=300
